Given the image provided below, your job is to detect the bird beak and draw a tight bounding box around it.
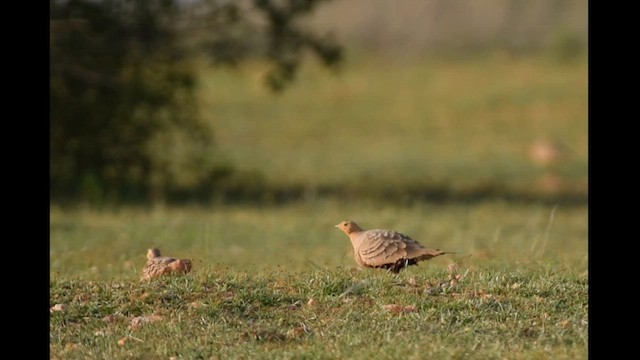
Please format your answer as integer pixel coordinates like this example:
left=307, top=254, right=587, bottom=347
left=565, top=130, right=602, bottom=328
left=334, top=224, right=340, bottom=228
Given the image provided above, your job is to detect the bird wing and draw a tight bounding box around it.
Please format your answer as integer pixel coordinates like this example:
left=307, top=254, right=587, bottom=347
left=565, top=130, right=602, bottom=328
left=141, top=257, right=180, bottom=279
left=151, top=256, right=179, bottom=266
left=358, top=229, right=424, bottom=267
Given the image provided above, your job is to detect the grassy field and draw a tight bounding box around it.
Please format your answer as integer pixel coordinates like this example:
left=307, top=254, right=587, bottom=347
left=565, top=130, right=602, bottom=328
left=50, top=199, right=587, bottom=359
left=197, top=53, right=587, bottom=196
left=50, top=54, right=588, bottom=359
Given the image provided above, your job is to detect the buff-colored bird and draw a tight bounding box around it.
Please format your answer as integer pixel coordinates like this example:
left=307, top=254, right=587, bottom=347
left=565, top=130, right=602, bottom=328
left=528, top=138, right=573, bottom=167
left=335, top=220, right=450, bottom=273
left=141, top=248, right=192, bottom=281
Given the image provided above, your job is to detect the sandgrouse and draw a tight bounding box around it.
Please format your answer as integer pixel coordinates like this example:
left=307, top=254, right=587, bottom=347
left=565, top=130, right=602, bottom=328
left=335, top=220, right=449, bottom=273
left=141, top=248, right=192, bottom=281
left=528, top=138, right=573, bottom=167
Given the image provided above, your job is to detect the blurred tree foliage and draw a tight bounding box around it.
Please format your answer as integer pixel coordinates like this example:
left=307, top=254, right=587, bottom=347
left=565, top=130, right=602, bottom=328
left=50, top=0, right=342, bottom=205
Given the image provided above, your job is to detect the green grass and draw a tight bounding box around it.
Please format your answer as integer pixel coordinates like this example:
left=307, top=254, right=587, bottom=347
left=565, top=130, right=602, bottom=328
left=197, top=53, right=587, bottom=195
left=50, top=200, right=587, bottom=278
left=51, top=54, right=587, bottom=358
left=50, top=260, right=587, bottom=359
left=50, top=200, right=587, bottom=359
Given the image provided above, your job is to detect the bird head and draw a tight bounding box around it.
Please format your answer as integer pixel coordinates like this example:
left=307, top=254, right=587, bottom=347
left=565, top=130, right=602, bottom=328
left=147, top=248, right=162, bottom=260
left=335, top=220, right=363, bottom=235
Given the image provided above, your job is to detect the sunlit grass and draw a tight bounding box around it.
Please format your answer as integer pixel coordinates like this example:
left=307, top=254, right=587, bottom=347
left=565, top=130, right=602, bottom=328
left=51, top=53, right=587, bottom=359
left=50, top=200, right=587, bottom=280
left=50, top=252, right=588, bottom=359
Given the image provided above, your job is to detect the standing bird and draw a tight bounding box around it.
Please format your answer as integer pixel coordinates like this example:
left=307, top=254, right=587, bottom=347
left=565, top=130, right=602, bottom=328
left=141, top=248, right=192, bottom=281
left=335, top=220, right=450, bottom=273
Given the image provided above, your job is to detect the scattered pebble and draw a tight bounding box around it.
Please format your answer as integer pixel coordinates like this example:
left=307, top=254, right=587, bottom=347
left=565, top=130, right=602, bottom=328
left=189, top=301, right=204, bottom=309
left=50, top=304, right=68, bottom=313
left=307, top=298, right=316, bottom=306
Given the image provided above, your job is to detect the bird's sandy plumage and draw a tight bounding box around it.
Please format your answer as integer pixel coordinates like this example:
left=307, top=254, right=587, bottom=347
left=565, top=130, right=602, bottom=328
left=335, top=220, right=449, bottom=273
left=528, top=138, right=573, bottom=167
left=141, top=248, right=192, bottom=280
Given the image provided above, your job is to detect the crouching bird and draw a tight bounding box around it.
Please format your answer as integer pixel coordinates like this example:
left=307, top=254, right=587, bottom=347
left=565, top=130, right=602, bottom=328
left=335, top=220, right=451, bottom=273
left=141, top=248, right=192, bottom=281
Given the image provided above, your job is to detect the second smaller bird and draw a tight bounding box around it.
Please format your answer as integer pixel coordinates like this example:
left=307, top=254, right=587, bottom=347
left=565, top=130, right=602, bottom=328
left=141, top=247, right=193, bottom=281
left=335, top=220, right=451, bottom=273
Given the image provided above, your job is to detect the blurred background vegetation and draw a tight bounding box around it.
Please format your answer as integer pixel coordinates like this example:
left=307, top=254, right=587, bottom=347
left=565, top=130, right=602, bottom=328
left=50, top=0, right=587, bottom=207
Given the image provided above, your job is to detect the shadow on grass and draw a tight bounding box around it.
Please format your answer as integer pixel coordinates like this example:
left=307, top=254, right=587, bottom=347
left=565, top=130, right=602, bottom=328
left=52, top=180, right=587, bottom=208
left=177, top=182, right=588, bottom=207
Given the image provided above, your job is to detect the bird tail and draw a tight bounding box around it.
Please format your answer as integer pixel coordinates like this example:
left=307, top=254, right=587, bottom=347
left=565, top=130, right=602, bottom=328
left=419, top=248, right=450, bottom=260
left=173, top=259, right=193, bottom=273
left=430, top=250, right=475, bottom=262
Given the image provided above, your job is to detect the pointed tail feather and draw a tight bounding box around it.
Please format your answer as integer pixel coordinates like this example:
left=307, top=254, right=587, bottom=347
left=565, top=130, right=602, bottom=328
left=419, top=249, right=455, bottom=260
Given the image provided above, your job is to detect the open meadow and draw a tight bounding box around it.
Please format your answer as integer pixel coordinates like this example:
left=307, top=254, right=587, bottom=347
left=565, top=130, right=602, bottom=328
left=197, top=53, right=587, bottom=196
left=50, top=54, right=588, bottom=359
